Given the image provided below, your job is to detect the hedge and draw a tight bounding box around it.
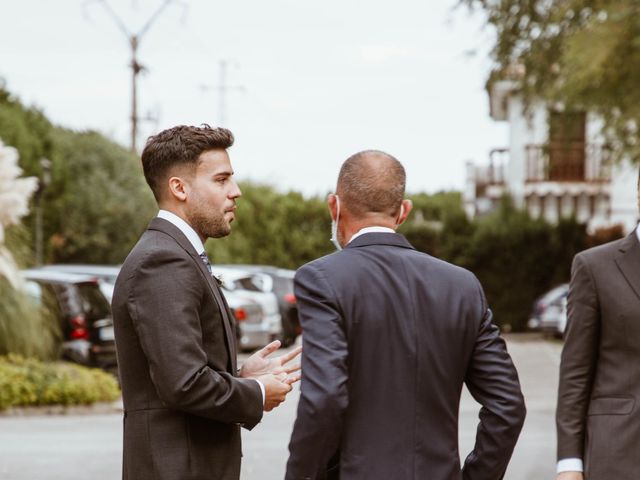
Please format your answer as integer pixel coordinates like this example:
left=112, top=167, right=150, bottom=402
left=0, top=355, right=120, bottom=409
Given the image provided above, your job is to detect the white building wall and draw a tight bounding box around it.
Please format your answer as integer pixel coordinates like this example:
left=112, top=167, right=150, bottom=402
left=610, top=161, right=638, bottom=233
left=506, top=97, right=548, bottom=208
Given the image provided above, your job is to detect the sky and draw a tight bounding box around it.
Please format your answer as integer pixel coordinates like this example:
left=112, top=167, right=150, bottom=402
left=0, top=0, right=505, bottom=197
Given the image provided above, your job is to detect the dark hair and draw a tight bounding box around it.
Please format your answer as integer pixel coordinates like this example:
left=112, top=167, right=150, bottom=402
left=141, top=124, right=234, bottom=202
left=336, top=150, right=406, bottom=217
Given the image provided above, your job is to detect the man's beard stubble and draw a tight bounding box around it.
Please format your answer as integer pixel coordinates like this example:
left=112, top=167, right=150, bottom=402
left=186, top=203, right=232, bottom=240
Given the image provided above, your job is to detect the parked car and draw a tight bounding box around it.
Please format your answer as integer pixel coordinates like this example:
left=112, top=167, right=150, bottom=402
left=212, top=266, right=283, bottom=346
left=528, top=283, right=569, bottom=331
left=20, top=269, right=117, bottom=369
left=539, top=294, right=568, bottom=337
left=41, top=264, right=120, bottom=303
left=529, top=283, right=569, bottom=337
left=219, top=265, right=300, bottom=347
left=224, top=291, right=271, bottom=351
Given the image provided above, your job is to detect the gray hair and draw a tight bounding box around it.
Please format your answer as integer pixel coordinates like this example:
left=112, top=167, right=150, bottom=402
left=336, top=150, right=406, bottom=217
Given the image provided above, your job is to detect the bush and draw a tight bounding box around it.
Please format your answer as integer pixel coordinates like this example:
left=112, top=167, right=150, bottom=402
left=0, top=354, right=120, bottom=410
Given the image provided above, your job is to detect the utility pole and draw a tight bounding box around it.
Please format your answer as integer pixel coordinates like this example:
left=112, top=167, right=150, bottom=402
left=201, top=60, right=245, bottom=127
left=85, top=0, right=183, bottom=153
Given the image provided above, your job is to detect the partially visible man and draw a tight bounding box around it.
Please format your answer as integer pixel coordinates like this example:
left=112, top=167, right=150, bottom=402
left=112, top=125, right=300, bottom=480
left=556, top=169, right=640, bottom=480
left=285, top=150, right=526, bottom=480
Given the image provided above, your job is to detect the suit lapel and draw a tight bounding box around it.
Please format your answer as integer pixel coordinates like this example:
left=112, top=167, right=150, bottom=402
left=148, top=218, right=237, bottom=374
left=615, top=231, right=640, bottom=302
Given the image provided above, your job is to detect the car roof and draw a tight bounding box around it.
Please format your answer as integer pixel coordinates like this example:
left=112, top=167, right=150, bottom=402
left=218, top=264, right=295, bottom=278
left=41, top=264, right=121, bottom=277
left=21, top=269, right=99, bottom=284
left=211, top=266, right=258, bottom=281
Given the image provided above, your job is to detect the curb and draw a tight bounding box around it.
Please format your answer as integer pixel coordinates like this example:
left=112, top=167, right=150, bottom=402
left=0, top=399, right=123, bottom=417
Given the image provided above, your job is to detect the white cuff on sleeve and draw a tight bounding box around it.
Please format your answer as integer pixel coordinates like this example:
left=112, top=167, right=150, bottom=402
left=557, top=458, right=584, bottom=473
left=255, top=379, right=266, bottom=406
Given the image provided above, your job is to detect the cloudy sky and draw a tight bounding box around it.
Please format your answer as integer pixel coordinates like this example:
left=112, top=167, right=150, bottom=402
left=0, top=0, right=505, bottom=196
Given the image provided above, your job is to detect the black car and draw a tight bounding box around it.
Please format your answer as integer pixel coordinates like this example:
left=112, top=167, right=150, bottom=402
left=220, top=265, right=300, bottom=347
left=21, top=269, right=117, bottom=369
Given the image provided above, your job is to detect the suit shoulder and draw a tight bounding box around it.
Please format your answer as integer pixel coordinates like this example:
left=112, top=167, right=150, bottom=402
left=414, top=251, right=481, bottom=292
left=119, top=229, right=192, bottom=279
left=575, top=236, right=626, bottom=264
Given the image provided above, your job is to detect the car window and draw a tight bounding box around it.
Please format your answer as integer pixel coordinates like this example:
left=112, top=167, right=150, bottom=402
left=234, top=276, right=264, bottom=292
left=76, top=283, right=111, bottom=319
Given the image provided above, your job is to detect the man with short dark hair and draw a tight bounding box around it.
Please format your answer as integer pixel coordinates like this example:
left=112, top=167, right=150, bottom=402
left=285, top=150, right=526, bottom=480
left=112, top=125, right=300, bottom=480
left=556, top=168, right=640, bottom=480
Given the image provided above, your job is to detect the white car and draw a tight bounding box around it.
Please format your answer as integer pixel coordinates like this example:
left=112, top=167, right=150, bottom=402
left=212, top=266, right=283, bottom=344
left=539, top=291, right=568, bottom=338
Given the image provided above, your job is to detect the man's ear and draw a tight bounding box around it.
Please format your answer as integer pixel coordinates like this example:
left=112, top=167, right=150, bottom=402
left=168, top=176, right=188, bottom=202
left=396, top=199, right=413, bottom=226
left=327, top=193, right=338, bottom=221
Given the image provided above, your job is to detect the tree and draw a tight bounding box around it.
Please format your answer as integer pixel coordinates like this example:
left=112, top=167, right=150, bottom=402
left=0, top=86, right=156, bottom=265
left=463, top=0, right=640, bottom=163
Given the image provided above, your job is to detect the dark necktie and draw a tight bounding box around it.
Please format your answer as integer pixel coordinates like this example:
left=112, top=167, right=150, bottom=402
left=199, top=252, right=213, bottom=275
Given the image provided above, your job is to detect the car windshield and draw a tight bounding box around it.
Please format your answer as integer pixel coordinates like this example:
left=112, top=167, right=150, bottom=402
left=76, top=282, right=111, bottom=319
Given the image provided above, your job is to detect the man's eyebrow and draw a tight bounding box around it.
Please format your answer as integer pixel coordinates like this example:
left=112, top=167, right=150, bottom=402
left=213, top=170, right=233, bottom=178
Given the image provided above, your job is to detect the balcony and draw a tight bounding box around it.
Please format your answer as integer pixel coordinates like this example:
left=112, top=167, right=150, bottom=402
left=525, top=143, right=611, bottom=183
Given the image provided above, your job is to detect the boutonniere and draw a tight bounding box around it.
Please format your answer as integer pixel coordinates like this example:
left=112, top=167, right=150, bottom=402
left=214, top=274, right=224, bottom=287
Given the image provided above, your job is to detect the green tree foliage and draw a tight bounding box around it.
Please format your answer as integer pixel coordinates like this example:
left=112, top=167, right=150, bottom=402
left=0, top=86, right=155, bottom=265
left=452, top=198, right=589, bottom=331
left=45, top=128, right=156, bottom=263
left=207, top=183, right=333, bottom=269
left=463, top=0, right=640, bottom=163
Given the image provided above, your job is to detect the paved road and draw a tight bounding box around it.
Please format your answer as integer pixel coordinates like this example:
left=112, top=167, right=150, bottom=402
left=0, top=335, right=561, bottom=480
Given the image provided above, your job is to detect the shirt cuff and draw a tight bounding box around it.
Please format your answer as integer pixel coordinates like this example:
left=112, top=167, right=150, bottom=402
left=557, top=458, right=584, bottom=473
left=255, top=379, right=265, bottom=406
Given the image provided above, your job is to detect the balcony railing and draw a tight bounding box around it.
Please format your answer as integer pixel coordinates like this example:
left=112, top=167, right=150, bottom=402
left=525, top=143, right=611, bottom=183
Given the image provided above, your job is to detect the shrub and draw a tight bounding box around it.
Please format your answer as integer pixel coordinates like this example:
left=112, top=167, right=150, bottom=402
left=0, top=354, right=120, bottom=410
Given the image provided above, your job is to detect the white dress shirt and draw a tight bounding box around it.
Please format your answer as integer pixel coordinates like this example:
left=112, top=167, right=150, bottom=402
left=557, top=223, right=640, bottom=474
left=157, top=210, right=265, bottom=405
left=348, top=226, right=396, bottom=245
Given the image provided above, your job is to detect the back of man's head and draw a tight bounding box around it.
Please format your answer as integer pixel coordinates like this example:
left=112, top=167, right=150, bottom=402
left=336, top=150, right=406, bottom=218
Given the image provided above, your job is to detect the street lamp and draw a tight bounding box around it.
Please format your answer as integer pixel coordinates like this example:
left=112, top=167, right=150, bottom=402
left=34, top=158, right=51, bottom=266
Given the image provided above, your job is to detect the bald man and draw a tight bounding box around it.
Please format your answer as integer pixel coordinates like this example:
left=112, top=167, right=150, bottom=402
left=285, top=151, right=526, bottom=480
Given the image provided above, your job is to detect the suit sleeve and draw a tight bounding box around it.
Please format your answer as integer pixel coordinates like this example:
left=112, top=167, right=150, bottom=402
left=127, top=249, right=263, bottom=427
left=286, top=263, right=348, bottom=480
left=462, top=278, right=526, bottom=480
left=556, top=253, right=600, bottom=460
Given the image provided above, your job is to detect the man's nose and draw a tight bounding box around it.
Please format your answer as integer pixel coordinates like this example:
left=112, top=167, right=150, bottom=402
left=229, top=180, right=242, bottom=199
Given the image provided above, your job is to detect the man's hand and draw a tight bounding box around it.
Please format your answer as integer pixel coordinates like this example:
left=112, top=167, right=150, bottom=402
left=240, top=340, right=302, bottom=380
left=557, top=472, right=583, bottom=480
left=259, top=373, right=294, bottom=412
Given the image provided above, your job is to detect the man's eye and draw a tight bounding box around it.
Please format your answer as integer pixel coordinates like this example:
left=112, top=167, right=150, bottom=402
left=216, top=178, right=227, bottom=184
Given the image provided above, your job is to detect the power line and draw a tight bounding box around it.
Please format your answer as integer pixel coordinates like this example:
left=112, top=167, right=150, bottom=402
left=201, top=59, right=245, bottom=127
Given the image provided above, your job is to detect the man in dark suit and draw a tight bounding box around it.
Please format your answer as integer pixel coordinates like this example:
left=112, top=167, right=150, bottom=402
left=112, top=125, right=300, bottom=480
left=285, top=150, right=526, bottom=480
left=556, top=171, right=640, bottom=480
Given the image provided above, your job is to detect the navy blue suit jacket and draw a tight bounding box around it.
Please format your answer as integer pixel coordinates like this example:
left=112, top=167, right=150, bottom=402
left=286, top=232, right=525, bottom=480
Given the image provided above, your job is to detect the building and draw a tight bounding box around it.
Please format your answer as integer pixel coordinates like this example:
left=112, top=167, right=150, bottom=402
left=464, top=80, right=638, bottom=233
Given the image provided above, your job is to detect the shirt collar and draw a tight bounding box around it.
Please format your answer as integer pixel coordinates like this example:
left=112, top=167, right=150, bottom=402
left=157, top=210, right=205, bottom=255
left=348, top=226, right=396, bottom=245
left=636, top=223, right=640, bottom=243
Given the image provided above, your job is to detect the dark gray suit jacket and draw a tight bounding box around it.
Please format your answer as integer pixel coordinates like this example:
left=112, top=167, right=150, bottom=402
left=112, top=217, right=263, bottom=480
left=285, top=233, right=526, bottom=480
left=557, top=231, right=640, bottom=480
